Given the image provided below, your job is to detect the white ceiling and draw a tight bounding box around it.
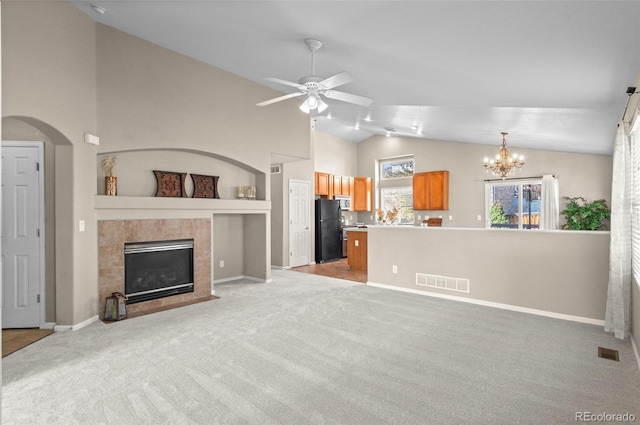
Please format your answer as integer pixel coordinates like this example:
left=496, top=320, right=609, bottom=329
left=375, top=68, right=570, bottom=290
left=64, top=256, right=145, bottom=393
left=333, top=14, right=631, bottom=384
left=72, top=1, right=640, bottom=155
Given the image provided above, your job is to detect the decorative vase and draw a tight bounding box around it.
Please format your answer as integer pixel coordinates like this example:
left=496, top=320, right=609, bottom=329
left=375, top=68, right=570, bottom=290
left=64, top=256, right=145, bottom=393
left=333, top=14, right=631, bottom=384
left=105, top=176, right=117, bottom=196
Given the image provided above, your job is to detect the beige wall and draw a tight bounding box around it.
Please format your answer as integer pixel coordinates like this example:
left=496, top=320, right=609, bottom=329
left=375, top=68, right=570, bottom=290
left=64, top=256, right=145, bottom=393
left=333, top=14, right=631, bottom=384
left=2, top=1, right=309, bottom=325
left=368, top=227, right=610, bottom=321
left=633, top=283, right=639, bottom=355
left=95, top=24, right=309, bottom=174
left=213, top=215, right=245, bottom=281
left=3, top=1, right=98, bottom=326
left=270, top=171, right=285, bottom=267
left=271, top=129, right=315, bottom=268
left=356, top=135, right=613, bottom=227
left=97, top=151, right=256, bottom=198
left=314, top=131, right=358, bottom=177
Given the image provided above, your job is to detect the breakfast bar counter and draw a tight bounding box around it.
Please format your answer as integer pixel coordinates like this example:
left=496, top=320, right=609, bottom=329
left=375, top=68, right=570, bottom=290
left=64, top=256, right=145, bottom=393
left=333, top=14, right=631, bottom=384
left=365, top=225, right=610, bottom=324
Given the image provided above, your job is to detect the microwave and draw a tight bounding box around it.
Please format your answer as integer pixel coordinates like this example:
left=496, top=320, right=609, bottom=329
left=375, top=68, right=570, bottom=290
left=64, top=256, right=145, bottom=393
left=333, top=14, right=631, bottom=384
left=335, top=196, right=351, bottom=211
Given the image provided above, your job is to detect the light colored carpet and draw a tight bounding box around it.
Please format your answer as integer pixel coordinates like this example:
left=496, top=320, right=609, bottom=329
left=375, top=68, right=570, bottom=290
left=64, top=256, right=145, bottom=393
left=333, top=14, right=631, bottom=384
left=2, top=270, right=639, bottom=424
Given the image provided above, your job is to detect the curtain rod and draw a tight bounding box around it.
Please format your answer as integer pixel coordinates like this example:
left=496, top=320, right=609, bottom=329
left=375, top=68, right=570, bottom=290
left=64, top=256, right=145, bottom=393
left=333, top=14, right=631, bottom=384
left=621, top=87, right=638, bottom=124
left=484, top=175, right=554, bottom=182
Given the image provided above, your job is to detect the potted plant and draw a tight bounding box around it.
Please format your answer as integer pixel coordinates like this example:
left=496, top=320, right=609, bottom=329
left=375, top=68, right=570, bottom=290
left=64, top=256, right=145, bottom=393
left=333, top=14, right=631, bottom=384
left=560, top=196, right=610, bottom=230
left=490, top=202, right=509, bottom=227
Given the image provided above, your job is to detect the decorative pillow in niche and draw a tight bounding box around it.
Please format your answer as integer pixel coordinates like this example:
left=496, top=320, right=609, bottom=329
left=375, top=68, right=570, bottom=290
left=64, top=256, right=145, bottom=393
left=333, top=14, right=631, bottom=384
left=153, top=170, right=188, bottom=198
left=191, top=174, right=220, bottom=199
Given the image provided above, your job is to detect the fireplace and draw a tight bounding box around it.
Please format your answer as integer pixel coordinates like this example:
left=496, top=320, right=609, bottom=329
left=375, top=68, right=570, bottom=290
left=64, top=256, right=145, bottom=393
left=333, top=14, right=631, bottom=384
left=124, top=239, right=194, bottom=304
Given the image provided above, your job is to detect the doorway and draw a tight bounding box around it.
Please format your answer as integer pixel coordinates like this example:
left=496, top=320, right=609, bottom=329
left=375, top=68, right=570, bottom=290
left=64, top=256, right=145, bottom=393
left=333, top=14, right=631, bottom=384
left=2, top=142, right=45, bottom=328
left=289, top=179, right=311, bottom=268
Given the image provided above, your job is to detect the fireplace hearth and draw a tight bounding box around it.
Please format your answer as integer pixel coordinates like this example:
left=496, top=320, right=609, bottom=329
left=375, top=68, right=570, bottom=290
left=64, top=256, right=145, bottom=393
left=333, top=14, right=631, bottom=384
left=124, top=239, right=194, bottom=304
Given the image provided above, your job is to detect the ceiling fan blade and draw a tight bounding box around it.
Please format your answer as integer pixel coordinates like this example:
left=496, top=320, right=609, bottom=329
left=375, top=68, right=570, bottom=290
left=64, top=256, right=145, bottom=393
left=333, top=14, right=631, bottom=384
left=256, top=91, right=305, bottom=107
left=318, top=71, right=354, bottom=89
left=263, top=77, right=306, bottom=90
left=324, top=90, right=374, bottom=107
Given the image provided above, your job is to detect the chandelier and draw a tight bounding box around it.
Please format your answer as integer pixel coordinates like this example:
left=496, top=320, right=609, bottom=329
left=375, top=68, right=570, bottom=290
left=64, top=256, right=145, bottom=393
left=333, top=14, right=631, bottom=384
left=483, top=132, right=525, bottom=178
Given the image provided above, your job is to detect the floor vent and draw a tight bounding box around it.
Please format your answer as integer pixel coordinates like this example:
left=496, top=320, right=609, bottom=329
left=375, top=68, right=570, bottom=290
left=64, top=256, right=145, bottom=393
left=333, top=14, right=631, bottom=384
left=597, top=347, right=619, bottom=361
left=416, top=273, right=470, bottom=293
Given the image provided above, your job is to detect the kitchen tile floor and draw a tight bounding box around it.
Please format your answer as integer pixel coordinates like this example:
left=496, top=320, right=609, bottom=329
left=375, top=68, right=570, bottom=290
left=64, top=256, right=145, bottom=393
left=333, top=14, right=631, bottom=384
left=2, top=328, right=54, bottom=357
left=291, top=258, right=367, bottom=283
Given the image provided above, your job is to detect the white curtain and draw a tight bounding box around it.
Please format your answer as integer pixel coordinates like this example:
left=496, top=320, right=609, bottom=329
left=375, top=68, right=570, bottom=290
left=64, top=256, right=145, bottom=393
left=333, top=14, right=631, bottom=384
left=540, top=175, right=559, bottom=230
left=604, top=122, right=632, bottom=339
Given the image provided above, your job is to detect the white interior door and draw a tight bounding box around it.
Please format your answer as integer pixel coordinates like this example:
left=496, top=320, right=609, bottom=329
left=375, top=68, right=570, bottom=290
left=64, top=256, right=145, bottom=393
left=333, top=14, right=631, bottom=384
left=2, top=142, right=44, bottom=328
left=289, top=179, right=310, bottom=268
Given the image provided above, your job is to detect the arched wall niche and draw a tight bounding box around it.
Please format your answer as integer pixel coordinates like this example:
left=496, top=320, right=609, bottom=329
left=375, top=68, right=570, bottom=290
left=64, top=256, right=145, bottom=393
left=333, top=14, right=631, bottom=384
left=2, top=115, right=75, bottom=325
left=96, top=148, right=267, bottom=200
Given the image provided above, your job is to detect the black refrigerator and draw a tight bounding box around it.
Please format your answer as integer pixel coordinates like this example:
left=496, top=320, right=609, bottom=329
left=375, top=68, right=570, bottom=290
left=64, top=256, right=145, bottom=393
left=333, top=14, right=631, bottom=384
left=315, top=199, right=342, bottom=263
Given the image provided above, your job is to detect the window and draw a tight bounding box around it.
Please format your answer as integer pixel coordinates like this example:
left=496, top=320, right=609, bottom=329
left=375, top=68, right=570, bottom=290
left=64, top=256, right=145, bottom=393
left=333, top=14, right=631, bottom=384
left=485, top=179, right=542, bottom=229
left=380, top=157, right=414, bottom=179
left=378, top=156, right=414, bottom=224
left=380, top=186, right=414, bottom=224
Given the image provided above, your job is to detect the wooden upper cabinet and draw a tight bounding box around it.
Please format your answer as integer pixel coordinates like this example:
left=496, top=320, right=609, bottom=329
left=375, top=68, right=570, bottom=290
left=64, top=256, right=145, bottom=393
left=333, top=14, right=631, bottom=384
left=342, top=176, right=353, bottom=197
left=413, top=170, right=449, bottom=210
left=333, top=175, right=343, bottom=196
left=315, top=172, right=332, bottom=196
left=353, top=177, right=372, bottom=211
left=316, top=172, right=355, bottom=199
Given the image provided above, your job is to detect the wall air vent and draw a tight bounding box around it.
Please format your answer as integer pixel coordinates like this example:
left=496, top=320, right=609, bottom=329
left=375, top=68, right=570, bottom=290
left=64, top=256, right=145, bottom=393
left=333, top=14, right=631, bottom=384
left=270, top=164, right=282, bottom=174
left=416, top=273, right=470, bottom=293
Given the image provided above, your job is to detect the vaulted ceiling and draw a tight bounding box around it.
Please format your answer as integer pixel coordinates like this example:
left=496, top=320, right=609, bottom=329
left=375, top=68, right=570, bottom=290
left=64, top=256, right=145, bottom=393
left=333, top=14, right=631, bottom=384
left=73, top=1, right=640, bottom=155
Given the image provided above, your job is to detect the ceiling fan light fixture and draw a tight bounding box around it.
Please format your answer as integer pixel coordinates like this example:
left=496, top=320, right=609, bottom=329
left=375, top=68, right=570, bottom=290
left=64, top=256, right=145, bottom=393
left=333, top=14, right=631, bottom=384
left=299, top=95, right=328, bottom=114
left=299, top=97, right=314, bottom=113
left=316, top=98, right=328, bottom=113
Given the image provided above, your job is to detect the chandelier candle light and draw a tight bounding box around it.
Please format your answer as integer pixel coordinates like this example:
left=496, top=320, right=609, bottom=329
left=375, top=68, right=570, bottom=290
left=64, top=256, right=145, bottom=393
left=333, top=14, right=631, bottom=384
left=483, top=132, right=525, bottom=178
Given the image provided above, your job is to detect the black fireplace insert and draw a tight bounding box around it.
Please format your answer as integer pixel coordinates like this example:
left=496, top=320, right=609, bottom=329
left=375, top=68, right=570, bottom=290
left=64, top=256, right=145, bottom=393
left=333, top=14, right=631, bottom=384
left=124, top=239, right=194, bottom=304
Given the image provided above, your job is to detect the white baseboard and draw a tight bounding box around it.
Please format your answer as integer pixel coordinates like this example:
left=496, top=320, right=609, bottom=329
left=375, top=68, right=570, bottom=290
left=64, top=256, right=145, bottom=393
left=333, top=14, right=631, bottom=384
left=271, top=265, right=291, bottom=270
left=213, top=275, right=271, bottom=284
left=367, top=281, right=606, bottom=327
left=213, top=275, right=244, bottom=284
left=631, top=333, right=640, bottom=374
left=54, top=315, right=99, bottom=332
left=41, top=322, right=56, bottom=330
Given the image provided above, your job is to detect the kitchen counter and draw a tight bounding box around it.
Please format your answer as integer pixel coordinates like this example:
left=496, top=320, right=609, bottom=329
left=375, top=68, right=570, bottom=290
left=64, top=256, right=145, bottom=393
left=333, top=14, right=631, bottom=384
left=344, top=226, right=367, bottom=232
left=365, top=225, right=610, bottom=323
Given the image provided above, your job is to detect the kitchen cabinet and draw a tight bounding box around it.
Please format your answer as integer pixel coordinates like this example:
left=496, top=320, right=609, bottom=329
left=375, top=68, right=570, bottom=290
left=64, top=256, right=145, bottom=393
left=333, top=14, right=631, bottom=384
left=413, top=170, right=449, bottom=210
left=347, top=230, right=367, bottom=272
left=341, top=176, right=353, bottom=197
left=333, top=175, right=342, bottom=196
left=352, top=177, right=372, bottom=211
left=315, top=172, right=332, bottom=196
left=332, top=175, right=354, bottom=197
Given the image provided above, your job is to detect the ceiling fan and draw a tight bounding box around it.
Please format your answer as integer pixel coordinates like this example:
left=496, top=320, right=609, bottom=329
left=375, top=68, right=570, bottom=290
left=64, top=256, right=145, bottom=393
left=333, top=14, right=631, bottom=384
left=257, top=38, right=374, bottom=114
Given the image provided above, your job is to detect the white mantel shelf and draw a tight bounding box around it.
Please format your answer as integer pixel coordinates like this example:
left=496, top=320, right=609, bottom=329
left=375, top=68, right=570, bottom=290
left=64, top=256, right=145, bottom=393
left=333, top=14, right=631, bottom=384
left=94, top=195, right=270, bottom=220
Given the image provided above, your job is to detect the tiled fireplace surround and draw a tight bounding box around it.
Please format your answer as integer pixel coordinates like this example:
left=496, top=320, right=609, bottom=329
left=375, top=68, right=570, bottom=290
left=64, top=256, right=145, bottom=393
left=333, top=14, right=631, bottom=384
left=98, top=219, right=211, bottom=319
